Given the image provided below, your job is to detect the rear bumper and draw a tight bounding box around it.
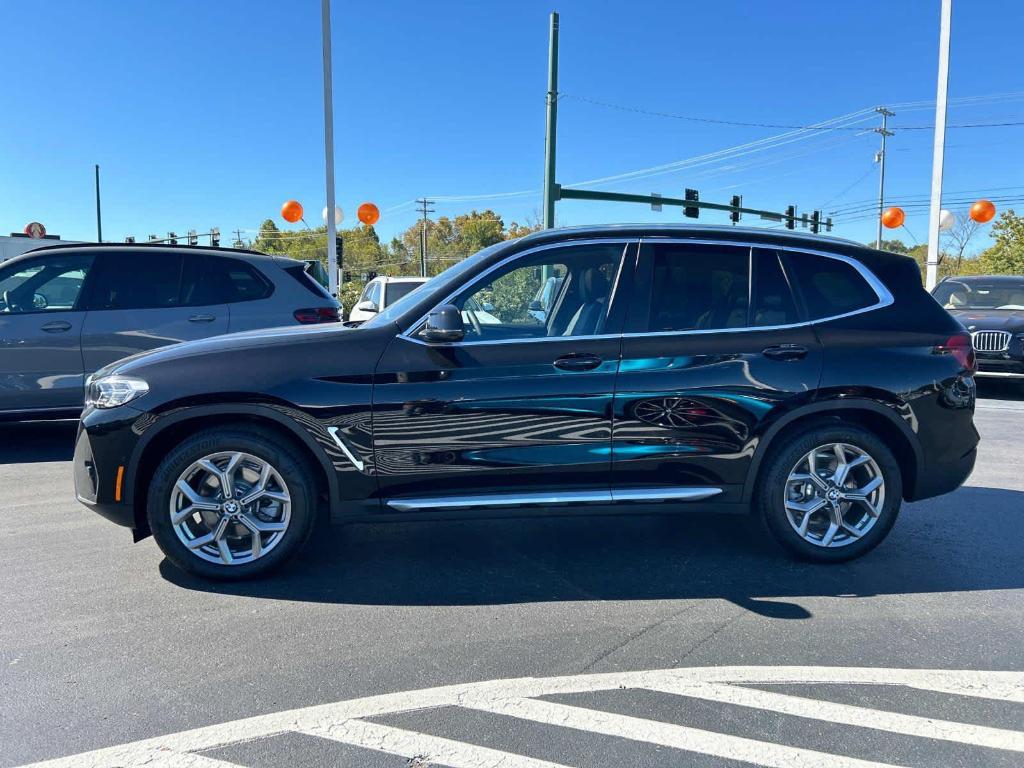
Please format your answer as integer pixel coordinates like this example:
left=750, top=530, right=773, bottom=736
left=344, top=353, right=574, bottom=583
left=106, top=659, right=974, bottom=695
left=908, top=444, right=978, bottom=502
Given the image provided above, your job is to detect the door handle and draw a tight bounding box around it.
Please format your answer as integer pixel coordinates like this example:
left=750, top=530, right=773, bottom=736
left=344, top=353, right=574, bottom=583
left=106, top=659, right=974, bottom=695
left=553, top=354, right=602, bottom=372
left=40, top=320, right=72, bottom=333
left=762, top=344, right=809, bottom=361
left=188, top=314, right=216, bottom=323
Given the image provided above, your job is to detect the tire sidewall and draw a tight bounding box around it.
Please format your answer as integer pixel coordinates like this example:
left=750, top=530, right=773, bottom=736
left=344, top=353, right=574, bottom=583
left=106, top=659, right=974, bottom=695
left=758, top=424, right=902, bottom=562
left=147, top=429, right=316, bottom=580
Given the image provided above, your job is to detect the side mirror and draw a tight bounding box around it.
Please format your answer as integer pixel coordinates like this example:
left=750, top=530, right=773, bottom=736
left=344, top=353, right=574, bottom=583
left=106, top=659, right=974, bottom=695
left=419, top=304, right=464, bottom=343
left=355, top=300, right=378, bottom=314
left=528, top=300, right=543, bottom=312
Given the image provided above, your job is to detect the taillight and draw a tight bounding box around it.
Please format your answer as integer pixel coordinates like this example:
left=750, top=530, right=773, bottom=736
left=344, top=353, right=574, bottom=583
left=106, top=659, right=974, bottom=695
left=933, top=332, right=976, bottom=374
left=294, top=307, right=341, bottom=324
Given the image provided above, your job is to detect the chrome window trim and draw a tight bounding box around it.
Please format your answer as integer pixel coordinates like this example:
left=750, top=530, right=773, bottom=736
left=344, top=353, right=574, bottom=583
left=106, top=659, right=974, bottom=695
left=385, top=485, right=722, bottom=512
left=398, top=236, right=894, bottom=347
left=398, top=238, right=636, bottom=347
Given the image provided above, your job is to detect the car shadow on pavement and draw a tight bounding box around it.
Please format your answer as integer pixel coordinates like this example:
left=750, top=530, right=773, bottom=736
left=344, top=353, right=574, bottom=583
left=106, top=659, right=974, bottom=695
left=161, top=484, right=1024, bottom=619
left=0, top=421, right=77, bottom=464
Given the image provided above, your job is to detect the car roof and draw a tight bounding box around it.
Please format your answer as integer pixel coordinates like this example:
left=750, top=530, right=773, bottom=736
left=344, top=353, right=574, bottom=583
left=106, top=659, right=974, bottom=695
left=512, top=223, right=864, bottom=249
left=18, top=241, right=276, bottom=263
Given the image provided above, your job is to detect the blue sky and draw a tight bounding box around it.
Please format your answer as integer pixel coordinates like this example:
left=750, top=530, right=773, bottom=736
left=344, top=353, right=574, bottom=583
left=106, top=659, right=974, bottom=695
left=2, top=0, right=1021, bottom=252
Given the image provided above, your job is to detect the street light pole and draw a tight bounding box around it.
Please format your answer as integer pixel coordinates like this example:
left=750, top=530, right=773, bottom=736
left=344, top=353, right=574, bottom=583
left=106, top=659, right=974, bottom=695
left=94, top=164, right=103, bottom=243
left=321, top=0, right=338, bottom=296
left=926, top=0, right=952, bottom=290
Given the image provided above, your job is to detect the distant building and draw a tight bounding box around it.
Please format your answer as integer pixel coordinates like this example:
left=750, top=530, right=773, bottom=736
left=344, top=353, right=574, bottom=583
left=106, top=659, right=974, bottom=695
left=1, top=232, right=82, bottom=263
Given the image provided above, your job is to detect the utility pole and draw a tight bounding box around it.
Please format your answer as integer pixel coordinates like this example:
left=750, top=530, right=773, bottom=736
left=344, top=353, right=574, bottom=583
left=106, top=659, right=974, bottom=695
left=416, top=198, right=435, bottom=277
left=320, top=0, right=339, bottom=296
left=926, top=0, right=952, bottom=291
left=94, top=164, right=103, bottom=242
left=542, top=11, right=559, bottom=230
left=873, top=107, right=895, bottom=249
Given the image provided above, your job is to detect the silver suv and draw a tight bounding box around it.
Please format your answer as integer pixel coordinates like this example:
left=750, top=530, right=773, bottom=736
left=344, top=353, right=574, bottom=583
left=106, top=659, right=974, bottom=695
left=0, top=243, right=340, bottom=420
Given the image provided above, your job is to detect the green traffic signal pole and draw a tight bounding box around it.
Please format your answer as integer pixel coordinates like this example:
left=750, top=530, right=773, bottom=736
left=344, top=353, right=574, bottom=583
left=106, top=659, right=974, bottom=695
left=542, top=12, right=559, bottom=230
left=555, top=186, right=831, bottom=232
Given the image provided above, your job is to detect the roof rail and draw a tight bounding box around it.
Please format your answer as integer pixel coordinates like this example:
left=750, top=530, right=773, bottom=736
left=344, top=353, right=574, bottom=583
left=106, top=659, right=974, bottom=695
left=24, top=241, right=269, bottom=257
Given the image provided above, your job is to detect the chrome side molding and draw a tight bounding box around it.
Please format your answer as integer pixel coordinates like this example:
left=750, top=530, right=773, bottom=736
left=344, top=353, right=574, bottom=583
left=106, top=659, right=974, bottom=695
left=326, top=427, right=366, bottom=471
left=385, top=486, right=722, bottom=512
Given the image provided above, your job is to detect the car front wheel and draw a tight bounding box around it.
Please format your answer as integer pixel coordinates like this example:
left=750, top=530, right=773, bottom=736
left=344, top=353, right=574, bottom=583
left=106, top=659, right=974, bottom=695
left=147, top=427, right=317, bottom=580
left=757, top=424, right=902, bottom=562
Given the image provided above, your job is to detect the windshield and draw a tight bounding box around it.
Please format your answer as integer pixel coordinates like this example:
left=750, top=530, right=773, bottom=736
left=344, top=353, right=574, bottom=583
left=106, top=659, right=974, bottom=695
left=933, top=280, right=1024, bottom=310
left=362, top=240, right=511, bottom=328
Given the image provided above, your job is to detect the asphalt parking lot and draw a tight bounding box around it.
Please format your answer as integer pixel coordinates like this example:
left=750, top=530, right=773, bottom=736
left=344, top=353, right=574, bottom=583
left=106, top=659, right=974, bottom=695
left=2, top=381, right=1023, bottom=767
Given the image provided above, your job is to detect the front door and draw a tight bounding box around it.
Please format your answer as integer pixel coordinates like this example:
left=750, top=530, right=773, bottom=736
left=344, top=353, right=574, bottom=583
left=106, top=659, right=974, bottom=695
left=79, top=250, right=229, bottom=375
left=371, top=240, right=634, bottom=509
left=612, top=241, right=824, bottom=503
left=0, top=252, right=94, bottom=413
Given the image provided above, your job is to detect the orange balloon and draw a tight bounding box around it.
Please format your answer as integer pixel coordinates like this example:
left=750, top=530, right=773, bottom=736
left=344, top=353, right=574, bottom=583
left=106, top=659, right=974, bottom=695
left=357, top=202, right=380, bottom=226
left=969, top=199, right=996, bottom=223
left=281, top=200, right=304, bottom=223
left=881, top=206, right=905, bottom=229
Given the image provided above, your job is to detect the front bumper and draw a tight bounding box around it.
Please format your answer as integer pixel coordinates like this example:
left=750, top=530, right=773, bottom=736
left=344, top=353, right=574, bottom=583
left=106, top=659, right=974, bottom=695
left=73, top=406, right=144, bottom=529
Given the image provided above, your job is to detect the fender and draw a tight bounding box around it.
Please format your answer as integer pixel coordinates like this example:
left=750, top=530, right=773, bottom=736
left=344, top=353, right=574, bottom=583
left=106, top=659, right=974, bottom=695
left=123, top=402, right=342, bottom=515
left=740, top=395, right=922, bottom=503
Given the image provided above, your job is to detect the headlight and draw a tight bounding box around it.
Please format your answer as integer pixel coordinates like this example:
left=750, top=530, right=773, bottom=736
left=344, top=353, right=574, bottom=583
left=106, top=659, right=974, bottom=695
left=86, top=375, right=149, bottom=409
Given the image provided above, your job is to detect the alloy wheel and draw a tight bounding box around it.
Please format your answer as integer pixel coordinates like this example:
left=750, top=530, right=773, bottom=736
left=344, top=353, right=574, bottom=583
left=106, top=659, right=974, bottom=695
left=169, top=451, right=291, bottom=565
left=783, top=442, right=885, bottom=548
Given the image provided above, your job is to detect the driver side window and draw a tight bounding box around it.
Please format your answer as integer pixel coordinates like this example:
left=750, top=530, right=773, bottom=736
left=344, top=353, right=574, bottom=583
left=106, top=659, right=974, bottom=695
left=453, top=244, right=624, bottom=342
left=0, top=254, right=94, bottom=314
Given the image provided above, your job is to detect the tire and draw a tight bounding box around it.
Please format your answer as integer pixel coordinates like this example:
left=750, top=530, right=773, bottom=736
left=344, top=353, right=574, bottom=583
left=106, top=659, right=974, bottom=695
left=756, top=422, right=902, bottom=563
left=147, top=427, right=318, bottom=580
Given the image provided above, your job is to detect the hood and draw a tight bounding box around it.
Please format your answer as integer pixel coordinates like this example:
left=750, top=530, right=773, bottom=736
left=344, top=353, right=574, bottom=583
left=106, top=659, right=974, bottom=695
left=103, top=323, right=359, bottom=378
left=948, top=309, right=1024, bottom=333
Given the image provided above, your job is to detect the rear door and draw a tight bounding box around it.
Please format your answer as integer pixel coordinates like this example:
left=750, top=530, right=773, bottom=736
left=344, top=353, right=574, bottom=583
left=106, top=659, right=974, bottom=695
left=0, top=252, right=95, bottom=413
left=612, top=240, right=823, bottom=502
left=79, top=250, right=228, bottom=374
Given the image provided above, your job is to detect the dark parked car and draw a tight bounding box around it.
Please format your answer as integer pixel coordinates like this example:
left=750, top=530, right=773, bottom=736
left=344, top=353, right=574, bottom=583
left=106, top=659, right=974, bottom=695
left=932, top=275, right=1024, bottom=382
left=0, top=243, right=340, bottom=419
left=73, top=225, right=979, bottom=579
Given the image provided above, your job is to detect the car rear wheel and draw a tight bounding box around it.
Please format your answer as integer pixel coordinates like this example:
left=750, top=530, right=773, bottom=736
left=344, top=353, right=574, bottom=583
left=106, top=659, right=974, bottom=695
left=757, top=424, right=902, bottom=562
left=147, top=428, right=317, bottom=580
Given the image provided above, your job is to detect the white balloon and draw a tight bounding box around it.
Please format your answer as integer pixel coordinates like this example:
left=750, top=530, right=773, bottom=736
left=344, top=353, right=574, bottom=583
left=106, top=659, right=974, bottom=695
left=322, top=206, right=344, bottom=226
left=939, top=209, right=955, bottom=231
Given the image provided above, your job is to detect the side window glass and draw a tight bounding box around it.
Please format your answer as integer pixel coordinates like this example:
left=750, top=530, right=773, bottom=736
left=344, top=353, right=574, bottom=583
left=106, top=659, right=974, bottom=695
left=752, top=250, right=799, bottom=327
left=785, top=251, right=878, bottom=320
left=0, top=254, right=94, bottom=313
left=181, top=256, right=272, bottom=305
left=90, top=253, right=183, bottom=310
left=451, top=243, right=624, bottom=341
left=368, top=282, right=382, bottom=307
left=643, top=245, right=750, bottom=332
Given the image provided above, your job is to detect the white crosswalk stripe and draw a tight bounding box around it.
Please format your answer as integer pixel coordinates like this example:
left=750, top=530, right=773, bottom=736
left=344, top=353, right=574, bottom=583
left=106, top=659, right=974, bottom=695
left=19, top=666, right=1024, bottom=768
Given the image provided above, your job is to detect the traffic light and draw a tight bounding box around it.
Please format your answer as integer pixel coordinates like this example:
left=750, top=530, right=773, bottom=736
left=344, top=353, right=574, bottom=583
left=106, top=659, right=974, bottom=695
left=187, top=229, right=198, bottom=246
left=343, top=271, right=352, bottom=283
left=335, top=236, right=343, bottom=259
left=825, top=216, right=833, bottom=232
left=785, top=205, right=796, bottom=230
left=211, top=227, right=220, bottom=247
left=729, top=195, right=742, bottom=224
left=124, top=235, right=135, bottom=243
left=684, top=188, right=699, bottom=219
left=148, top=235, right=158, bottom=242
left=810, top=210, right=821, bottom=234
left=167, top=232, right=178, bottom=245
left=367, top=271, right=378, bottom=281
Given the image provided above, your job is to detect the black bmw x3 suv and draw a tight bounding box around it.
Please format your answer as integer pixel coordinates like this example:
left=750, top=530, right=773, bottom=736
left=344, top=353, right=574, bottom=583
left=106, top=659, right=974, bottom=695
left=73, top=225, right=979, bottom=579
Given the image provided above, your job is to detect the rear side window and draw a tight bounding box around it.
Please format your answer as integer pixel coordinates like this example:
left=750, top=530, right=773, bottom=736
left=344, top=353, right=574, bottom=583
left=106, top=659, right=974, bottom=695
left=89, top=253, right=183, bottom=310
left=385, top=281, right=421, bottom=306
left=284, top=263, right=333, bottom=300
left=182, top=255, right=273, bottom=305
left=784, top=251, right=879, bottom=320
left=642, top=244, right=750, bottom=332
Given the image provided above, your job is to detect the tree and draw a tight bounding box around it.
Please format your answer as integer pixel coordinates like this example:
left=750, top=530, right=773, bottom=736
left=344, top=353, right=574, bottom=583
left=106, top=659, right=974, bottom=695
left=978, top=210, right=1024, bottom=274
left=941, top=214, right=983, bottom=274
left=873, top=239, right=911, bottom=255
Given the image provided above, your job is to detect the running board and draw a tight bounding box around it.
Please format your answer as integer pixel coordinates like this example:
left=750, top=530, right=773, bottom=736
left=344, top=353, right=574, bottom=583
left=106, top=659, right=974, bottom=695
left=385, top=487, right=722, bottom=513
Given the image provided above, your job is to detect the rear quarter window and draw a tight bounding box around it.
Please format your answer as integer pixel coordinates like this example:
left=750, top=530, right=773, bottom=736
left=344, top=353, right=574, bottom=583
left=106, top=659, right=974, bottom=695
left=283, top=263, right=334, bottom=300
left=784, top=251, right=879, bottom=320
